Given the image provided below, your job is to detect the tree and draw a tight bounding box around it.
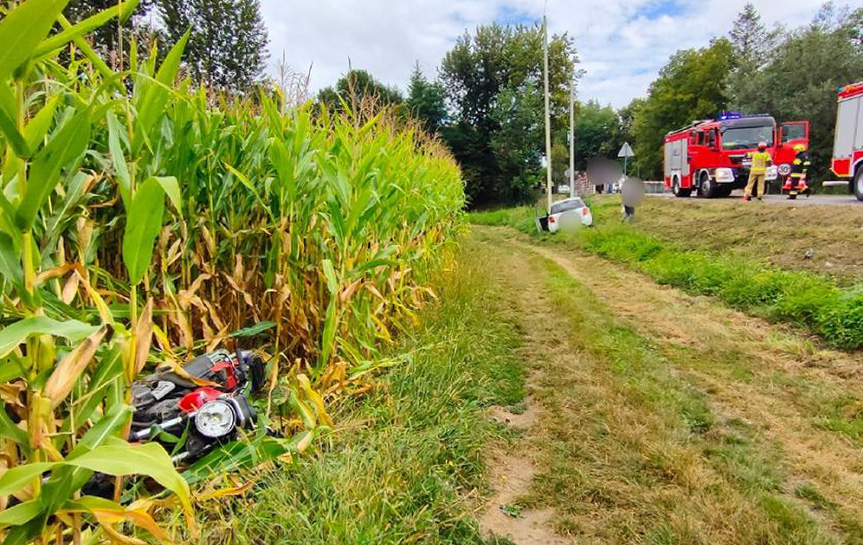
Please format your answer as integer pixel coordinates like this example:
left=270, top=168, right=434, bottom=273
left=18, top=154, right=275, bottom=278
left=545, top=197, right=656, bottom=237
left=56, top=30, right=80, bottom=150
left=159, top=0, right=268, bottom=91
left=631, top=39, right=734, bottom=178
left=726, top=3, right=782, bottom=110
left=488, top=80, right=544, bottom=200
left=61, top=0, right=157, bottom=67
left=405, top=63, right=447, bottom=133
left=317, top=69, right=403, bottom=112
left=741, top=4, right=863, bottom=179
left=572, top=100, right=622, bottom=171
left=439, top=23, right=577, bottom=205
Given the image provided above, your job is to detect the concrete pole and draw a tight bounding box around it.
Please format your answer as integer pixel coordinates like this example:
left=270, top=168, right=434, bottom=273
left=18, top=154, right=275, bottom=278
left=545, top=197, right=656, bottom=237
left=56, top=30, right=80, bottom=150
left=543, top=15, right=553, bottom=213
left=569, top=75, right=575, bottom=196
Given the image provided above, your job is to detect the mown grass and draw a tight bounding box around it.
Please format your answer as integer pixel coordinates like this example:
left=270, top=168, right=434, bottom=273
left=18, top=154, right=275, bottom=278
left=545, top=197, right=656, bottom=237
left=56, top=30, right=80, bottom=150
left=523, top=256, right=843, bottom=544
left=469, top=205, right=863, bottom=350
left=193, top=242, right=525, bottom=545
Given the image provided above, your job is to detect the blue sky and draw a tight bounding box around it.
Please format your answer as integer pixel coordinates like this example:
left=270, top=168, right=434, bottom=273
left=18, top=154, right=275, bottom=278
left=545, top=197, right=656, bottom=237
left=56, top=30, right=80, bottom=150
left=261, top=0, right=828, bottom=109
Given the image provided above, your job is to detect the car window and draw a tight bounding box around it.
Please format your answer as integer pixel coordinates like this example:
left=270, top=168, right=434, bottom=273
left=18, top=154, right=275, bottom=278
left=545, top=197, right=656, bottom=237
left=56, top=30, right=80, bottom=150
left=551, top=199, right=584, bottom=214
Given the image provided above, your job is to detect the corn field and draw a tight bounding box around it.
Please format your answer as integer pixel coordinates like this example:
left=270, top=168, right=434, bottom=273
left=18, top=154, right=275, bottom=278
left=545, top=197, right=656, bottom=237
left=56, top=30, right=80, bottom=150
left=0, top=0, right=465, bottom=542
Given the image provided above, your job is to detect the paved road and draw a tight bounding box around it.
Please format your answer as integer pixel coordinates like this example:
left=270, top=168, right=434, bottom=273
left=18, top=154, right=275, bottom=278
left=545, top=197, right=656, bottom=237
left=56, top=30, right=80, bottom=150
left=647, top=192, right=862, bottom=206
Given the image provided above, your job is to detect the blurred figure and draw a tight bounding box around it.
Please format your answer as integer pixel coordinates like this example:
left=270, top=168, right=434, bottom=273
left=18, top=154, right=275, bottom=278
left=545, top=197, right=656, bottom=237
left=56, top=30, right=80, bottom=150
left=620, top=177, right=645, bottom=223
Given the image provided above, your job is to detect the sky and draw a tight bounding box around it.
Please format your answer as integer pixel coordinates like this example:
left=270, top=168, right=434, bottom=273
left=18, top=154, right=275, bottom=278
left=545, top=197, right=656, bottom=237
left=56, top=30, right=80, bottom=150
left=260, top=0, right=829, bottom=109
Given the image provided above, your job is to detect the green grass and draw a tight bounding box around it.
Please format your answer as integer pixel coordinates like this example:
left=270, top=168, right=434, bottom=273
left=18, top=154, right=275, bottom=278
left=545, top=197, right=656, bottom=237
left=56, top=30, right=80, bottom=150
left=470, top=204, right=863, bottom=350
left=468, top=206, right=537, bottom=234
left=193, top=241, right=525, bottom=544
left=526, top=256, right=841, bottom=544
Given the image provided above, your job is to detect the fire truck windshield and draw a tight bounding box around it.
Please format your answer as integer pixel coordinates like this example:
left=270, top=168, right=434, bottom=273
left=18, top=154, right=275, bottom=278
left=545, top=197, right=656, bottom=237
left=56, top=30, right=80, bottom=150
left=721, top=125, right=775, bottom=150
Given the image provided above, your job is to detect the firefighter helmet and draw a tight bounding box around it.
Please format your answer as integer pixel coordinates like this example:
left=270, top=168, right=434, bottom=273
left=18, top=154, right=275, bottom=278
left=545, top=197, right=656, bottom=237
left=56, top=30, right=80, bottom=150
left=793, top=143, right=807, bottom=152
left=757, top=141, right=768, bottom=151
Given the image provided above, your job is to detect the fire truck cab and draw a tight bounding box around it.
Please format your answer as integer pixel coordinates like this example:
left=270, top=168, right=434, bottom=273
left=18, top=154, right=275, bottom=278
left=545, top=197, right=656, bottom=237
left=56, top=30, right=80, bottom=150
left=831, top=81, right=863, bottom=201
left=664, top=114, right=809, bottom=198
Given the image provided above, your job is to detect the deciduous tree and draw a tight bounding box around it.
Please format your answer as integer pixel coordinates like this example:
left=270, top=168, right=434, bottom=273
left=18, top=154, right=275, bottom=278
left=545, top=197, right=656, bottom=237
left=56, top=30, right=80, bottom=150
left=159, top=0, right=269, bottom=91
left=439, top=23, right=577, bottom=205
left=631, top=39, right=733, bottom=178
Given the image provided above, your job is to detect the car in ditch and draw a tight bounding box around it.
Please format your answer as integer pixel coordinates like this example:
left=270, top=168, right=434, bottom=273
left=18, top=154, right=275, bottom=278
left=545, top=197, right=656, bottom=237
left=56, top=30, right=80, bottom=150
left=545, top=197, right=593, bottom=233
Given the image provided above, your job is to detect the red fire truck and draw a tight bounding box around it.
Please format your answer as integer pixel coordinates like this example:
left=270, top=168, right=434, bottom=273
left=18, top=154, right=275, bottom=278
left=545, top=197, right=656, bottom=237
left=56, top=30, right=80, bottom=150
left=831, top=81, right=863, bottom=201
left=663, top=114, right=809, bottom=198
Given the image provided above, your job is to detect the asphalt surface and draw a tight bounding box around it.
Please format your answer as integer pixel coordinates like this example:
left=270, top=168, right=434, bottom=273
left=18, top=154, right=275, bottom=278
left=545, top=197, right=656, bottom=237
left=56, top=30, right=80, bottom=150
left=647, top=192, right=862, bottom=206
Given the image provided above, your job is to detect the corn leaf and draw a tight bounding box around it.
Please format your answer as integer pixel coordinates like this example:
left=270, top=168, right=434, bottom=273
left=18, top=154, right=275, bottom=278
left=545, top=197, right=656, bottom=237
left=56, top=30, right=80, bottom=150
left=229, top=321, right=276, bottom=338
left=43, top=326, right=107, bottom=408
left=16, top=107, right=91, bottom=230
left=68, top=443, right=192, bottom=518
left=62, top=496, right=172, bottom=543
left=22, top=94, right=60, bottom=152
left=0, top=500, right=42, bottom=528
left=0, top=0, right=69, bottom=80
left=132, top=29, right=189, bottom=154
left=321, top=259, right=339, bottom=294
left=0, top=462, right=55, bottom=496
left=319, top=296, right=338, bottom=367
left=107, top=111, right=131, bottom=207
left=0, top=84, right=29, bottom=157
left=0, top=402, right=29, bottom=447
left=0, top=316, right=99, bottom=359
left=122, top=176, right=165, bottom=285
left=0, top=233, right=23, bottom=289
left=153, top=176, right=182, bottom=214
left=32, top=0, right=141, bottom=58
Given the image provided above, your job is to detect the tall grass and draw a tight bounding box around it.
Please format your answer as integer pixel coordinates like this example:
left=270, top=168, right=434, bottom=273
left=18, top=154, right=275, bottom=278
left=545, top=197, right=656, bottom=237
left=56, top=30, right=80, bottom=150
left=0, top=0, right=464, bottom=542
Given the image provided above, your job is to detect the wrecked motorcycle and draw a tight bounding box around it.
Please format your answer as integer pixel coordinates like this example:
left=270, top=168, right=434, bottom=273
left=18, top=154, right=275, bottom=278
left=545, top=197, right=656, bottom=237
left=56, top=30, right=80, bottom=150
left=84, top=349, right=266, bottom=496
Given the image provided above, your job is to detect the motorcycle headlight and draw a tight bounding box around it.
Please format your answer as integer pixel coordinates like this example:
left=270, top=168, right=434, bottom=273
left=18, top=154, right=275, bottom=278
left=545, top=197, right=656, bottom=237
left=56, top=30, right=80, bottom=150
left=778, top=163, right=791, bottom=176
left=194, top=400, right=237, bottom=438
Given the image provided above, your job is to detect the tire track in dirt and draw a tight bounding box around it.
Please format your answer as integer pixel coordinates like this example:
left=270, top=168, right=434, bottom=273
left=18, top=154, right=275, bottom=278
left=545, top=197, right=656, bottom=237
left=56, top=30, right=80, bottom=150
left=476, top=233, right=580, bottom=544
left=495, top=229, right=863, bottom=538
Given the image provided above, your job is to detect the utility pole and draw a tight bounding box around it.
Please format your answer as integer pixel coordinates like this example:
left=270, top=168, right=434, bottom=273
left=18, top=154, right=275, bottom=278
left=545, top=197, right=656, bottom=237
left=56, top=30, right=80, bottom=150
left=569, top=73, right=575, bottom=196
left=543, top=15, right=553, bottom=213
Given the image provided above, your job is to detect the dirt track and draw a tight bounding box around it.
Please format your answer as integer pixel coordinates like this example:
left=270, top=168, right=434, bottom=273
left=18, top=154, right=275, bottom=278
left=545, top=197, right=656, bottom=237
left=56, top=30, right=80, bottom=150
left=476, top=225, right=863, bottom=544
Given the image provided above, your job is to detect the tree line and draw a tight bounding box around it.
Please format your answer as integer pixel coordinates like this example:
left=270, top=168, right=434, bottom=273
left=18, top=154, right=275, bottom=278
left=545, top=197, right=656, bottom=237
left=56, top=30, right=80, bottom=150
left=630, top=2, right=863, bottom=183
left=47, top=1, right=863, bottom=204
left=54, top=0, right=270, bottom=91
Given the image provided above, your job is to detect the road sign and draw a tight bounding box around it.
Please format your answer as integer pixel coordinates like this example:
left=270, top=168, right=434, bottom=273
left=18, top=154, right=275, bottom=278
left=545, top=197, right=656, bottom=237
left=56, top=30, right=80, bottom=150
left=618, top=142, right=634, bottom=158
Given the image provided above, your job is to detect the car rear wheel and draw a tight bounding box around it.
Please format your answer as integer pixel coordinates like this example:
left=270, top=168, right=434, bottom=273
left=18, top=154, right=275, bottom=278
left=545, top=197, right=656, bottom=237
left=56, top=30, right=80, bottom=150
left=856, top=168, right=863, bottom=202
left=672, top=177, right=691, bottom=198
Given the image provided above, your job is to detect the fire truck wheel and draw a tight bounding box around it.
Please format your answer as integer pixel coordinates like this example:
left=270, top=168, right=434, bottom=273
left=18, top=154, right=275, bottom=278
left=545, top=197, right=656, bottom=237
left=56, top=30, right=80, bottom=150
left=698, top=173, right=716, bottom=198
left=855, top=168, right=863, bottom=201
left=672, top=178, right=691, bottom=198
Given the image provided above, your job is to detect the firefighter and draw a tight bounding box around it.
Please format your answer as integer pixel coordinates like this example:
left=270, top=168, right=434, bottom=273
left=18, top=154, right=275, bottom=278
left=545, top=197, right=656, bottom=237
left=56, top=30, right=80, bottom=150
left=782, top=143, right=811, bottom=200
left=742, top=141, right=772, bottom=201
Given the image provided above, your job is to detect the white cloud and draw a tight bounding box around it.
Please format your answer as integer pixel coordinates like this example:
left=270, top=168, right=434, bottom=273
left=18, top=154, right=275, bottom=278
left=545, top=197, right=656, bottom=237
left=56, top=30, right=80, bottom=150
left=260, top=0, right=828, bottom=108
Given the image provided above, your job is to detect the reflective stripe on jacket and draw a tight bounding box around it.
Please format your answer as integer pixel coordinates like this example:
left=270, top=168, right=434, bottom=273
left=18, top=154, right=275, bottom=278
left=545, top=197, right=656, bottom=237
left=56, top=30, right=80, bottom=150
left=790, top=151, right=811, bottom=178
left=747, top=151, right=772, bottom=175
